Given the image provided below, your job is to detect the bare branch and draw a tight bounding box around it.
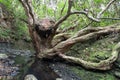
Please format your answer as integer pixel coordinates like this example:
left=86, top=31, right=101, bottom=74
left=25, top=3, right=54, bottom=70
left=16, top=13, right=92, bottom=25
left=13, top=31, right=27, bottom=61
left=19, top=0, right=37, bottom=25
left=54, top=14, right=70, bottom=29
left=67, top=0, right=73, bottom=13
left=83, top=21, right=93, bottom=28
left=54, top=0, right=116, bottom=29
left=53, top=27, right=120, bottom=53
left=54, top=0, right=100, bottom=29
left=73, top=23, right=120, bottom=38
left=52, top=33, right=71, bottom=47
left=54, top=0, right=73, bottom=29
left=73, top=26, right=115, bottom=38
left=100, top=17, right=120, bottom=20
left=72, top=26, right=118, bottom=38
left=97, top=0, right=116, bottom=18
left=70, top=11, right=100, bottom=22
left=19, top=0, right=32, bottom=25
left=72, top=28, right=120, bottom=44
left=19, top=0, right=41, bottom=54
left=60, top=0, right=67, bottom=15
left=26, top=0, right=37, bottom=25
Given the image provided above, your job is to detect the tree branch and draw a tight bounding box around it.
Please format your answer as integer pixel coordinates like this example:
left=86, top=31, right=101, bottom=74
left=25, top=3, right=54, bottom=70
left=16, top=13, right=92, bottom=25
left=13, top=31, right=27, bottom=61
left=60, top=0, right=67, bottom=15
left=26, top=0, right=37, bottom=25
left=52, top=33, right=71, bottom=47
left=97, top=0, right=116, bottom=18
left=53, top=27, right=120, bottom=53
left=19, top=0, right=37, bottom=26
left=54, top=0, right=116, bottom=29
left=100, top=17, right=120, bottom=20
left=19, top=0, right=41, bottom=54
left=67, top=0, right=73, bottom=13
left=72, top=26, right=118, bottom=38
left=54, top=0, right=99, bottom=30
left=70, top=11, right=100, bottom=22
left=72, top=27, right=120, bottom=43
left=54, top=0, right=73, bottom=29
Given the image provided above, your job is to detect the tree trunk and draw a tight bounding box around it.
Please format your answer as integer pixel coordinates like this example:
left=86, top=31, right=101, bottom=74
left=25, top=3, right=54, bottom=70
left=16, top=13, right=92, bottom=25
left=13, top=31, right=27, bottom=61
left=19, top=0, right=120, bottom=71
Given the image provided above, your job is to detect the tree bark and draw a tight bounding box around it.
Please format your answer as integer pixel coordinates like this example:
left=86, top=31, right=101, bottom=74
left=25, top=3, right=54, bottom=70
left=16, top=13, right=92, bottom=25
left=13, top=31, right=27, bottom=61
left=58, top=42, right=120, bottom=70
left=19, top=0, right=120, bottom=70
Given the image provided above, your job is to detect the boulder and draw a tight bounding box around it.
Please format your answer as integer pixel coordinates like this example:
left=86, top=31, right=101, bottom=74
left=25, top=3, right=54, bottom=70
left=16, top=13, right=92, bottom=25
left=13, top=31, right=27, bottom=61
left=24, top=74, right=38, bottom=80
left=0, top=53, right=8, bottom=59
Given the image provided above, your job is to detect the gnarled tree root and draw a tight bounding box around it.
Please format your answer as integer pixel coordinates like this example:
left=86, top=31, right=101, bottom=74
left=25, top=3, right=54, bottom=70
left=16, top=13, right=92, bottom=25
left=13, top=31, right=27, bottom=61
left=58, top=42, right=120, bottom=70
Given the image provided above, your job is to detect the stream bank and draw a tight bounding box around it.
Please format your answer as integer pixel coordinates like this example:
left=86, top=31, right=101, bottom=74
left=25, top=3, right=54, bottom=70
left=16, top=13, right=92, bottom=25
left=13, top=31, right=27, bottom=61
left=0, top=42, right=82, bottom=80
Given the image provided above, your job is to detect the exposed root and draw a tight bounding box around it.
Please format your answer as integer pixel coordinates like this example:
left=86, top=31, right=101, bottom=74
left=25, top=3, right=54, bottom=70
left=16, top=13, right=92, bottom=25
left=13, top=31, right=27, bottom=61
left=58, top=42, right=120, bottom=70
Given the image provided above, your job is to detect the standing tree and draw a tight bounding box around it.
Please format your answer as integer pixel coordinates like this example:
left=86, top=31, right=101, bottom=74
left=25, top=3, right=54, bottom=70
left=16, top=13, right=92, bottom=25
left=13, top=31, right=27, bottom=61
left=19, top=0, right=120, bottom=70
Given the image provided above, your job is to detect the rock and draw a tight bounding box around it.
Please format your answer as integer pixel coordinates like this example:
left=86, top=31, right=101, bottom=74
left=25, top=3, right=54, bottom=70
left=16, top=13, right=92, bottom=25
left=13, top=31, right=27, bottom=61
left=49, top=62, right=81, bottom=80
left=24, top=74, right=38, bottom=80
left=114, top=71, right=120, bottom=78
left=0, top=53, right=8, bottom=59
left=56, top=78, right=63, bottom=80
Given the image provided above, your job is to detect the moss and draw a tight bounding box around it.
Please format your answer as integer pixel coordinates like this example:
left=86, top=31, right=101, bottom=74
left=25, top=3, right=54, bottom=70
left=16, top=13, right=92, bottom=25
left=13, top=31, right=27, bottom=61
left=14, top=55, right=27, bottom=64
left=0, top=27, right=12, bottom=39
left=14, top=55, right=34, bottom=80
left=66, top=33, right=120, bottom=80
left=66, top=33, right=120, bottom=62
left=71, top=66, right=116, bottom=80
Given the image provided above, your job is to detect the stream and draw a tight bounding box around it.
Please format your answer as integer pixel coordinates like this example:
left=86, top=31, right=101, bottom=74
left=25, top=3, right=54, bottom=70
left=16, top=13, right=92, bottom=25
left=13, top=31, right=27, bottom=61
left=0, top=42, right=81, bottom=80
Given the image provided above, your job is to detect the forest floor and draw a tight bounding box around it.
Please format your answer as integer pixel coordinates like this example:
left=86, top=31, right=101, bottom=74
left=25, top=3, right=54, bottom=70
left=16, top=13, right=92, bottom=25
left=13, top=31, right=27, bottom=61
left=65, top=32, right=120, bottom=80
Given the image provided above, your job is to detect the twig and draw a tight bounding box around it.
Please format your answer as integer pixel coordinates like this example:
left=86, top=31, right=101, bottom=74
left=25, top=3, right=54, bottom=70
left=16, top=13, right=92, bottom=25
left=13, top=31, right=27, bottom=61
left=70, top=11, right=100, bottom=22
left=60, top=0, right=67, bottom=15
left=54, top=0, right=73, bottom=29
left=100, top=17, right=120, bottom=20
left=83, top=21, right=93, bottom=28
left=54, top=0, right=100, bottom=30
left=97, top=0, right=116, bottom=18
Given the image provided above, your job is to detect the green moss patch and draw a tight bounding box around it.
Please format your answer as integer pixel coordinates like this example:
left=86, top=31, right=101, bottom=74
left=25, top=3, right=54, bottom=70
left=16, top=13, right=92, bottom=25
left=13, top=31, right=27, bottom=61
left=66, top=33, right=120, bottom=62
left=71, top=66, right=116, bottom=80
left=66, top=33, right=120, bottom=80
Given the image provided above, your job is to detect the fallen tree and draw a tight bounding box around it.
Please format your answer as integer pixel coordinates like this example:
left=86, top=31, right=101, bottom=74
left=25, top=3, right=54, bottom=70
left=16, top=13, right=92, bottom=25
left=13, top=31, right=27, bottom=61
left=18, top=0, right=120, bottom=70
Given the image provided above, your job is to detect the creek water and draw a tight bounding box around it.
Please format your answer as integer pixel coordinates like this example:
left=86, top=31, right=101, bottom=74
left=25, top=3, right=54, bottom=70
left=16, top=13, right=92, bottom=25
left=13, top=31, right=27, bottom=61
left=0, top=42, right=60, bottom=80
left=0, top=42, right=81, bottom=80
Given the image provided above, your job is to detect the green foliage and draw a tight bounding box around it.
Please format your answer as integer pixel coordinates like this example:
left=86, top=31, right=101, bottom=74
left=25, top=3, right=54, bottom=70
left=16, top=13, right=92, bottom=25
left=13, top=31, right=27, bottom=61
left=71, top=66, right=116, bottom=80
left=0, top=0, right=119, bottom=40
left=0, top=0, right=28, bottom=40
left=0, top=27, right=11, bottom=39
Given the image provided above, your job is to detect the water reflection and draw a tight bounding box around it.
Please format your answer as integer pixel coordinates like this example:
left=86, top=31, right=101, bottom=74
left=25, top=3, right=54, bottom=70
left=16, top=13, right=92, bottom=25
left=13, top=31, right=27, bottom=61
left=24, top=59, right=60, bottom=80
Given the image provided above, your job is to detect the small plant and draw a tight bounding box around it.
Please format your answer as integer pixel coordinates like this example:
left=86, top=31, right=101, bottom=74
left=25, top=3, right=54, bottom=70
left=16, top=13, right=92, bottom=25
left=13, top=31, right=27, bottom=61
left=0, top=27, right=11, bottom=40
